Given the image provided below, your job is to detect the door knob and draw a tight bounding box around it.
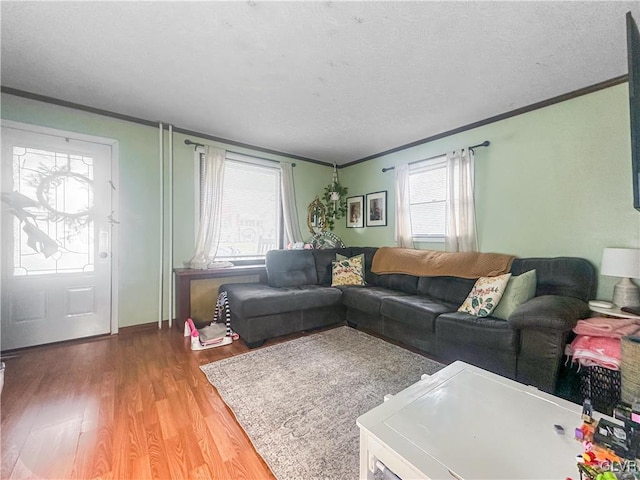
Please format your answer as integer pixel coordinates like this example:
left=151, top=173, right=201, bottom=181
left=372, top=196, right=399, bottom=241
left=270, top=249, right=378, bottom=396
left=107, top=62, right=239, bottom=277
left=99, top=252, right=109, bottom=259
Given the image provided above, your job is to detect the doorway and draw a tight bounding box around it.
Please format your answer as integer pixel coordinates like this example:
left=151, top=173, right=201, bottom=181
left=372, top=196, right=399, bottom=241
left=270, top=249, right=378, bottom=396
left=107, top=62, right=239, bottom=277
left=1, top=122, right=118, bottom=351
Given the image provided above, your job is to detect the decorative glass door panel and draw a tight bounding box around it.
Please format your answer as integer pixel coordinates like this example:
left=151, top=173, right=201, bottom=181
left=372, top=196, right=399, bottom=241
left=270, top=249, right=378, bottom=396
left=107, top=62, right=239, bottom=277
left=1, top=126, right=113, bottom=351
left=11, top=147, right=95, bottom=275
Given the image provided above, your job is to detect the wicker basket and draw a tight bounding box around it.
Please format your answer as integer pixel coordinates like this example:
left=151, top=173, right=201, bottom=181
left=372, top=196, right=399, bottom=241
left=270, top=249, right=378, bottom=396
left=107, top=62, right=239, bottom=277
left=621, top=335, right=640, bottom=404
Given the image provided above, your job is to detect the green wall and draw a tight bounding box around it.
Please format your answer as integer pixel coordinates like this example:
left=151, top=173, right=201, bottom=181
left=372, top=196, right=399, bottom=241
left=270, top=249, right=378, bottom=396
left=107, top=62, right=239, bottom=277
left=1, top=93, right=332, bottom=327
left=335, top=84, right=640, bottom=300
left=3, top=82, right=639, bottom=321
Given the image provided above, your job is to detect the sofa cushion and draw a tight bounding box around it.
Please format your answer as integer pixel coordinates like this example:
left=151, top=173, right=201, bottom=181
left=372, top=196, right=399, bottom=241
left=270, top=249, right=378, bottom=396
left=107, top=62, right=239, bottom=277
left=417, top=276, right=476, bottom=305
left=458, top=273, right=511, bottom=317
left=436, top=311, right=519, bottom=352
left=266, top=250, right=318, bottom=287
left=372, top=274, right=418, bottom=294
left=341, top=286, right=410, bottom=315
left=356, top=247, right=383, bottom=285
left=380, top=296, right=458, bottom=332
left=222, top=283, right=342, bottom=318
left=510, top=257, right=596, bottom=302
left=493, top=269, right=537, bottom=320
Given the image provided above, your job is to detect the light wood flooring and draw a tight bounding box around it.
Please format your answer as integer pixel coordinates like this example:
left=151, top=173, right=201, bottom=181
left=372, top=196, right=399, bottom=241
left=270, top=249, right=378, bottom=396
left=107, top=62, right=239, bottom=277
left=0, top=322, right=306, bottom=479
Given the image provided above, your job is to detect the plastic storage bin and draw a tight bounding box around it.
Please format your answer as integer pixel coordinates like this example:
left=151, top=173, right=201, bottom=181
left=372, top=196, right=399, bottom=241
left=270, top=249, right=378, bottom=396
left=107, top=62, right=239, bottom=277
left=579, top=365, right=621, bottom=415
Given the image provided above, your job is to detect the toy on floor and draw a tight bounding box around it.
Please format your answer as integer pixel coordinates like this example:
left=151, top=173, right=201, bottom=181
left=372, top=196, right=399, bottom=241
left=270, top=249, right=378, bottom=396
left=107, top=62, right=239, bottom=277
left=573, top=398, right=640, bottom=480
left=184, top=291, right=238, bottom=350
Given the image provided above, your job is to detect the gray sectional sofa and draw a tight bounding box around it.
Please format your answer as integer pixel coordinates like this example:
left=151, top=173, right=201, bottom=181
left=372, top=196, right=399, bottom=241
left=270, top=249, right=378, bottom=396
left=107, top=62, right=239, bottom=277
left=219, top=247, right=596, bottom=393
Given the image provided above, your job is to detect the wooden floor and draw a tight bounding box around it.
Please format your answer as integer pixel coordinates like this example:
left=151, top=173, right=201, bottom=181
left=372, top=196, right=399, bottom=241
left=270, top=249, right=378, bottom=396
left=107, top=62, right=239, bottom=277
left=0, top=323, right=299, bottom=480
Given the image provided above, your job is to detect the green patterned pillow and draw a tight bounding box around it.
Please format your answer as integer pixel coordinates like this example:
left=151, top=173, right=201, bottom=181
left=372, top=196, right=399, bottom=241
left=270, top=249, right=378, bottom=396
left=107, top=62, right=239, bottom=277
left=331, top=254, right=365, bottom=286
left=336, top=253, right=365, bottom=278
left=492, top=270, right=537, bottom=320
left=458, top=273, right=511, bottom=317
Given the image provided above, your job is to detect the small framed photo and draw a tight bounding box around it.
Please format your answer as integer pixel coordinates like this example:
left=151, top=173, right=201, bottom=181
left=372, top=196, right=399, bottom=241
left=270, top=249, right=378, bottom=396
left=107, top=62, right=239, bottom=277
left=346, top=195, right=364, bottom=228
left=366, top=191, right=387, bottom=227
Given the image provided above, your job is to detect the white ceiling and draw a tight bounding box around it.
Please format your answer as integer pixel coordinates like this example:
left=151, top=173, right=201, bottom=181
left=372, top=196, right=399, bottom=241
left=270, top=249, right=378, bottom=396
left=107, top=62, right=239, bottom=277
left=2, top=1, right=639, bottom=165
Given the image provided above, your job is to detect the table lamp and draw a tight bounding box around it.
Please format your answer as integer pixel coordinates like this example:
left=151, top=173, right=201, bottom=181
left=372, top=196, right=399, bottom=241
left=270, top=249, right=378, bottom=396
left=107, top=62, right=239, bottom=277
left=600, top=247, right=640, bottom=307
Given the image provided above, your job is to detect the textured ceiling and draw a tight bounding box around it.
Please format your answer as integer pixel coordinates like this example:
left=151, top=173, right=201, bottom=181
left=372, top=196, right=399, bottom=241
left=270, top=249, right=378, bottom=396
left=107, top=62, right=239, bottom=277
left=2, top=1, right=640, bottom=165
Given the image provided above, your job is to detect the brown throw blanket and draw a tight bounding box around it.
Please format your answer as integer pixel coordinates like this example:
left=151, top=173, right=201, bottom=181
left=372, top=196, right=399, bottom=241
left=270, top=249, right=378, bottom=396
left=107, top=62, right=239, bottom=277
left=371, top=247, right=515, bottom=278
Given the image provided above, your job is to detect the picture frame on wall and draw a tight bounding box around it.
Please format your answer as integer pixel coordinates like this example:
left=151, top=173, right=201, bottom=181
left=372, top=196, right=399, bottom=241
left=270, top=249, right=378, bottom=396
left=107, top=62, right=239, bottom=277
left=346, top=195, right=364, bottom=228
left=366, top=191, right=387, bottom=227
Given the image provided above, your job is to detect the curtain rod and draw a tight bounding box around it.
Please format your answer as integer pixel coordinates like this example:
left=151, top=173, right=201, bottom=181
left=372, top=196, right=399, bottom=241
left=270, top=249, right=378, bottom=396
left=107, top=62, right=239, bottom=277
left=381, top=140, right=490, bottom=173
left=184, top=139, right=296, bottom=167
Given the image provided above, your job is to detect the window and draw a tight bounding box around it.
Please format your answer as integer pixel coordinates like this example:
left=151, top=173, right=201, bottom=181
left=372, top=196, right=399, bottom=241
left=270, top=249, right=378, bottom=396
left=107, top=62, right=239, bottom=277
left=408, top=155, right=447, bottom=241
left=199, top=152, right=281, bottom=261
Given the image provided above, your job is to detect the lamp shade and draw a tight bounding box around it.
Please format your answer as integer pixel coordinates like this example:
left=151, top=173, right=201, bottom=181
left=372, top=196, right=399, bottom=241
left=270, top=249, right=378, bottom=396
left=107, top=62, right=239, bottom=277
left=601, top=248, right=640, bottom=279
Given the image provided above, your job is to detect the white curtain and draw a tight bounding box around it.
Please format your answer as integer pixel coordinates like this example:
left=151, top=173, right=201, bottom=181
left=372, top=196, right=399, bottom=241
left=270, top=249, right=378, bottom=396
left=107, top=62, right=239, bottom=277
left=445, top=148, right=478, bottom=252
left=394, top=163, right=414, bottom=248
left=280, top=162, right=304, bottom=245
left=187, top=146, right=226, bottom=269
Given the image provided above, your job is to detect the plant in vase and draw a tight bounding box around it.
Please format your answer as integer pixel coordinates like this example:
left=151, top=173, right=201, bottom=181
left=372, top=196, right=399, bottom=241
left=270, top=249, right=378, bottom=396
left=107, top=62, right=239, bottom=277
left=321, top=164, right=348, bottom=230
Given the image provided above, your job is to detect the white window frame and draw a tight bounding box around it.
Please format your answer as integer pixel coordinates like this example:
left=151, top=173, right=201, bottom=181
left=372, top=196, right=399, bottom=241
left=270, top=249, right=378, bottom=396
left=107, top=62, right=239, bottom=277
left=409, top=155, right=447, bottom=243
left=193, top=149, right=283, bottom=263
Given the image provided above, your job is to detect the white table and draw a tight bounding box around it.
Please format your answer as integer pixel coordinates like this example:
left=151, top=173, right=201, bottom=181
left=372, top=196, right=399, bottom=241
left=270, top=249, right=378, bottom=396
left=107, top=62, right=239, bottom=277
left=357, top=361, right=592, bottom=480
left=590, top=304, right=640, bottom=320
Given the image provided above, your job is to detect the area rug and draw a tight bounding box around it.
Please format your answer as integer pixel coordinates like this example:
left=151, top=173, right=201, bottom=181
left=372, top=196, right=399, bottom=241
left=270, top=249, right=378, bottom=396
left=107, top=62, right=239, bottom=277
left=200, top=326, right=444, bottom=480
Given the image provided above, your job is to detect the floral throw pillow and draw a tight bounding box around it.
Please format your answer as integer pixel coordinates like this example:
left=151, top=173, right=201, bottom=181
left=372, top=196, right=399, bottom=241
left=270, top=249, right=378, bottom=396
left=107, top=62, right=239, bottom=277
left=331, top=254, right=365, bottom=286
left=458, top=273, right=512, bottom=317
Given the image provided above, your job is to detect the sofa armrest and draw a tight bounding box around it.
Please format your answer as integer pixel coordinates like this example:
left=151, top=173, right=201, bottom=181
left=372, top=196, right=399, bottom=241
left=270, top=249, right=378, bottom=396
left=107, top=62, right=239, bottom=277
left=508, top=295, right=590, bottom=331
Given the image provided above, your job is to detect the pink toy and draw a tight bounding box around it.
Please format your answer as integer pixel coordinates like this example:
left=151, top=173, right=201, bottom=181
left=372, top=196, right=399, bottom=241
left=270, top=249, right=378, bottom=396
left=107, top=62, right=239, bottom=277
left=184, top=318, right=233, bottom=350
left=183, top=292, right=238, bottom=351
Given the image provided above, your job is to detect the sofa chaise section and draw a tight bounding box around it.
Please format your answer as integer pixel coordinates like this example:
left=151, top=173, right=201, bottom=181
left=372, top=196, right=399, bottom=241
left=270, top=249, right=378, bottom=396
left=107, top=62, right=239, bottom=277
left=223, top=283, right=343, bottom=347
left=221, top=250, right=344, bottom=347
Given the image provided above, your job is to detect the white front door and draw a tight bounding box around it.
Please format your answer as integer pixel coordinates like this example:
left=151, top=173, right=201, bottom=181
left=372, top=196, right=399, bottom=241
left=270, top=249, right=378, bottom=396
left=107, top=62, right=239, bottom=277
left=1, top=125, right=115, bottom=351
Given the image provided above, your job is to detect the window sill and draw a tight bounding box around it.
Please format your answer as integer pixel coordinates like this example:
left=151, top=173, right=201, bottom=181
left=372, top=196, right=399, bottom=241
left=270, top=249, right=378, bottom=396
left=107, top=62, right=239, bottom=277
left=413, top=236, right=445, bottom=243
left=215, top=258, right=266, bottom=266
left=174, top=264, right=266, bottom=278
